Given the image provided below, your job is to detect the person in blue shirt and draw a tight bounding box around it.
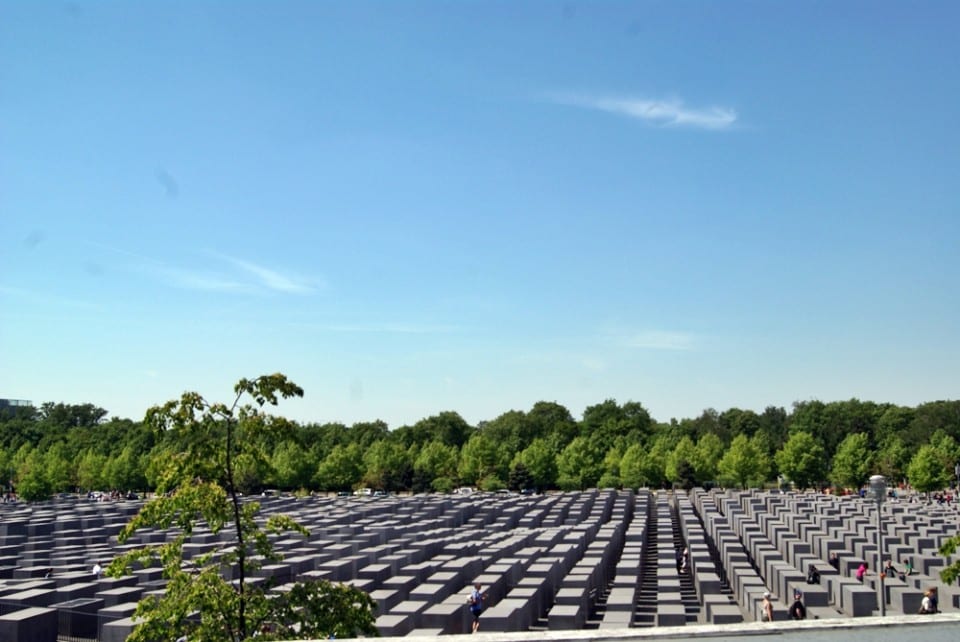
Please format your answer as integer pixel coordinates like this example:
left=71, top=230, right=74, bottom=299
left=468, top=582, right=486, bottom=633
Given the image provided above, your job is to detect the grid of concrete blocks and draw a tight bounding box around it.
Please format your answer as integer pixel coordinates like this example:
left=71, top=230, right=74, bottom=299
left=0, top=487, right=958, bottom=640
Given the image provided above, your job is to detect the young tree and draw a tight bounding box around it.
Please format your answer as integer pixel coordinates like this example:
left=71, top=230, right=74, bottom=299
left=640, top=435, right=676, bottom=487
left=907, top=444, right=953, bottom=498
left=717, top=434, right=768, bottom=489
left=692, top=432, right=724, bottom=485
left=414, top=440, right=459, bottom=487
left=774, top=432, right=825, bottom=490
left=106, top=375, right=376, bottom=642
left=598, top=446, right=623, bottom=489
left=875, top=435, right=910, bottom=482
left=830, top=433, right=873, bottom=491
left=270, top=441, right=313, bottom=490
left=556, top=436, right=603, bottom=491
left=77, top=449, right=108, bottom=491
left=666, top=437, right=697, bottom=488
left=458, top=432, right=501, bottom=486
left=514, top=438, right=558, bottom=491
left=15, top=446, right=51, bottom=501
left=361, top=439, right=409, bottom=491
left=104, top=445, right=147, bottom=492
left=314, top=443, right=363, bottom=492
left=43, top=442, right=74, bottom=492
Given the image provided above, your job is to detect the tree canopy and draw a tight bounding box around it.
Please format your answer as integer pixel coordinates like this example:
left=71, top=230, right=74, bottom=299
left=3, top=395, right=959, bottom=500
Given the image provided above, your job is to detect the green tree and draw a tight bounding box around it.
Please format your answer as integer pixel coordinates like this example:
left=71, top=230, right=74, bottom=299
left=619, top=443, right=646, bottom=489
left=106, top=374, right=376, bottom=642
left=270, top=441, right=313, bottom=490
left=642, top=436, right=672, bottom=488
left=458, top=433, right=502, bottom=486
left=598, top=446, right=623, bottom=488
left=774, top=432, right=825, bottom=490
left=414, top=440, right=459, bottom=479
left=717, top=434, right=769, bottom=489
left=665, top=437, right=696, bottom=487
left=757, top=405, right=789, bottom=451
left=556, top=436, right=603, bottom=491
left=581, top=400, right=652, bottom=454
left=104, top=445, right=147, bottom=492
left=907, top=444, right=953, bottom=498
left=478, top=473, right=506, bottom=491
left=693, top=432, right=724, bottom=484
left=16, top=446, right=52, bottom=501
left=875, top=435, right=910, bottom=482
left=930, top=432, right=960, bottom=468
left=478, top=410, right=526, bottom=456
left=0, top=448, right=12, bottom=493
left=77, top=449, right=108, bottom=491
left=527, top=401, right=577, bottom=449
left=938, top=534, right=960, bottom=585
left=830, top=433, right=872, bottom=490
left=315, top=443, right=363, bottom=492
left=875, top=405, right=914, bottom=446
left=514, top=438, right=557, bottom=491
left=507, top=462, right=534, bottom=491
left=362, top=439, right=409, bottom=491
left=44, top=442, right=74, bottom=492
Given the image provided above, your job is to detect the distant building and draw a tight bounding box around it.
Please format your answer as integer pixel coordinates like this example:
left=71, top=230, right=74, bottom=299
left=0, top=398, right=32, bottom=410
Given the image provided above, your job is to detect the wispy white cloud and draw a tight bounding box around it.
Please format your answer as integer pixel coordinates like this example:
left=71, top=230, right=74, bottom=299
left=154, top=267, right=249, bottom=292
left=551, top=93, right=737, bottom=130
left=213, top=253, right=318, bottom=294
left=86, top=242, right=320, bottom=295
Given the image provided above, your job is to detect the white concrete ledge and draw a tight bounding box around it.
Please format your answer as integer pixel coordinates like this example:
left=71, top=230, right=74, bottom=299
left=373, top=613, right=960, bottom=642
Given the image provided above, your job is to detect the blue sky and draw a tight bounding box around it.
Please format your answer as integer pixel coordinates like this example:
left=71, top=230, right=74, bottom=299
left=2, top=1, right=958, bottom=427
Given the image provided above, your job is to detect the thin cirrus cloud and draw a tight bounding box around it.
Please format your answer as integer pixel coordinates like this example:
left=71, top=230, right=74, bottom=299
left=212, top=253, right=318, bottom=294
left=154, top=266, right=248, bottom=293
left=551, top=93, right=737, bottom=130
left=147, top=253, right=317, bottom=295
left=84, top=242, right=318, bottom=295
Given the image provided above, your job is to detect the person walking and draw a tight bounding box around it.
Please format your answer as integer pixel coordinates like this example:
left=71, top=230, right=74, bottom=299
left=760, top=591, right=774, bottom=622
left=467, top=582, right=486, bottom=633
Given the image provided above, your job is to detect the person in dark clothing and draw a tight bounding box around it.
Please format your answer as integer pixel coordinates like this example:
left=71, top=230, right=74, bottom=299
left=806, top=564, right=820, bottom=584
left=883, top=559, right=898, bottom=579
left=789, top=591, right=807, bottom=620
left=829, top=552, right=840, bottom=571
left=920, top=587, right=939, bottom=614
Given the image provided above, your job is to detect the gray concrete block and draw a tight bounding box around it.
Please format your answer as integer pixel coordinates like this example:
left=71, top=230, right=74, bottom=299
left=375, top=613, right=412, bottom=636
left=656, top=602, right=686, bottom=626
left=547, top=603, right=584, bottom=630
left=840, top=582, right=877, bottom=616
left=0, top=606, right=58, bottom=642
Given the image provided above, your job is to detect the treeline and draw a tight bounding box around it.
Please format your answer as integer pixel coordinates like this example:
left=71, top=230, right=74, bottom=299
left=1, top=398, right=959, bottom=501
